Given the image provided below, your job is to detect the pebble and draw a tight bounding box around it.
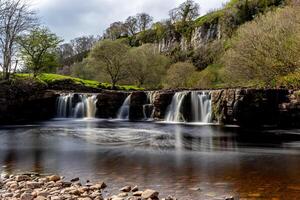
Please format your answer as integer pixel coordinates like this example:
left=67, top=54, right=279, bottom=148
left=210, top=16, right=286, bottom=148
left=0, top=173, right=174, bottom=200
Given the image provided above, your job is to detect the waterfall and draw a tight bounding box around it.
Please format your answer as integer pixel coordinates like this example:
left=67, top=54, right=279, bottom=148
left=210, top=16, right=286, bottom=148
left=143, top=91, right=156, bottom=120
left=56, top=94, right=98, bottom=118
left=164, top=91, right=212, bottom=123
left=165, top=92, right=189, bottom=122
left=117, top=94, right=131, bottom=120
left=191, top=91, right=212, bottom=123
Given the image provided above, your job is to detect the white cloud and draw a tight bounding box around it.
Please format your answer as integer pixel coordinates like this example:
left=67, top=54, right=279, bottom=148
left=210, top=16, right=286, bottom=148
left=32, top=0, right=229, bottom=41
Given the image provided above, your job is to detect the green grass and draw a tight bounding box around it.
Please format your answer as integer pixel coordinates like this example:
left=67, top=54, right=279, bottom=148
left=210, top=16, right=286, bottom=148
left=194, top=10, right=224, bottom=27
left=14, top=73, right=143, bottom=91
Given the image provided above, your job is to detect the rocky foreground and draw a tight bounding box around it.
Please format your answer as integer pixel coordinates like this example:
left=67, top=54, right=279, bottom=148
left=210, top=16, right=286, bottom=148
left=0, top=173, right=178, bottom=200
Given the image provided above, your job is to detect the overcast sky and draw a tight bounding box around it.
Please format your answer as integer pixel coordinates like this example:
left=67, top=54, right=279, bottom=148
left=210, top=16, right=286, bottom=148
left=32, top=0, right=229, bottom=42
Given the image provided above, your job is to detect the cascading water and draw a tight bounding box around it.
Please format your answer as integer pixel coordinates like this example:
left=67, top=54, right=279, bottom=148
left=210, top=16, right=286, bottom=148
left=143, top=91, right=156, bottom=119
left=165, top=92, right=189, bottom=122
left=117, top=94, right=131, bottom=120
left=191, top=91, right=212, bottom=123
left=56, top=94, right=98, bottom=118
left=164, top=91, right=212, bottom=123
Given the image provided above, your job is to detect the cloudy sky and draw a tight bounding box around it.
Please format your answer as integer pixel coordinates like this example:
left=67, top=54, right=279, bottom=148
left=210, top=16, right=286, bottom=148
left=32, top=0, right=229, bottom=42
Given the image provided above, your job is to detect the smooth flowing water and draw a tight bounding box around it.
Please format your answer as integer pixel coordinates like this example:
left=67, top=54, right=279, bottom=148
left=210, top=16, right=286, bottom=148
left=57, top=94, right=98, bottom=118
left=117, top=95, right=131, bottom=120
left=0, top=119, right=300, bottom=199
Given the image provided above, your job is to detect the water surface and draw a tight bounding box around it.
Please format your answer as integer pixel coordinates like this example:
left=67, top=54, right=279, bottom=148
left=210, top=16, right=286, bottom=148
left=1, top=119, right=300, bottom=199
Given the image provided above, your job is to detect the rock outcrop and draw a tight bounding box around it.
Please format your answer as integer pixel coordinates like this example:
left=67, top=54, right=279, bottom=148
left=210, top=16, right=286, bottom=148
left=0, top=80, right=58, bottom=124
left=157, top=20, right=221, bottom=53
left=96, top=91, right=129, bottom=118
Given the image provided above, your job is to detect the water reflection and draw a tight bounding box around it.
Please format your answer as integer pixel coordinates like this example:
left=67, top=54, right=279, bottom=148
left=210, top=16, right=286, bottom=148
left=0, top=119, right=300, bottom=199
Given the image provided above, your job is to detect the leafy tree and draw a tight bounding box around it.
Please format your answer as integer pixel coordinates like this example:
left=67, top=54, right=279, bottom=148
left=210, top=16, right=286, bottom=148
left=164, top=62, right=196, bottom=88
left=18, top=27, right=62, bottom=76
left=0, top=0, right=37, bottom=80
left=127, top=44, right=170, bottom=88
left=223, top=6, right=300, bottom=87
left=89, top=40, right=130, bottom=89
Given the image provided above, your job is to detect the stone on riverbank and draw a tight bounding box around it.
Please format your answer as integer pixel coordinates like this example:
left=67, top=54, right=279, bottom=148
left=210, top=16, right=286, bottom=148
left=0, top=173, right=177, bottom=200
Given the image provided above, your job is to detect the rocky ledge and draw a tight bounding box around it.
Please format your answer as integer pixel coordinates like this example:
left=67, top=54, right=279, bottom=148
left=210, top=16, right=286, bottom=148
left=0, top=173, right=178, bottom=200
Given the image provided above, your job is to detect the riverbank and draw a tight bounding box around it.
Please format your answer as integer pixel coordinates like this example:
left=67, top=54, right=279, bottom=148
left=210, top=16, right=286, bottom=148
left=0, top=172, right=179, bottom=200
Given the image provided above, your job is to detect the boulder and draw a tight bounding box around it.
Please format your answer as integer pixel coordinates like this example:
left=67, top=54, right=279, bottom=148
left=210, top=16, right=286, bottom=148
left=141, top=189, right=159, bottom=199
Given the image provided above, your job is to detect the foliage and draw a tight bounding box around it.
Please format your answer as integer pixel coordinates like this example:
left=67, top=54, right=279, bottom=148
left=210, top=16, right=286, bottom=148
left=164, top=62, right=196, bottom=88
left=15, top=73, right=142, bottom=91
left=194, top=10, right=224, bottom=27
left=89, top=40, right=130, bottom=88
left=223, top=6, right=300, bottom=87
left=127, top=44, right=170, bottom=89
left=192, top=40, right=225, bottom=70
left=191, top=64, right=225, bottom=88
left=0, top=0, right=37, bottom=80
left=276, top=72, right=300, bottom=89
left=18, top=27, right=62, bottom=76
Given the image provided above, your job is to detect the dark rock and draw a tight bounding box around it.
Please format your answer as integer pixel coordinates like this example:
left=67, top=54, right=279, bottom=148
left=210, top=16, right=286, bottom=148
left=153, top=91, right=175, bottom=119
left=129, top=92, right=147, bottom=120
left=71, top=177, right=80, bottom=182
left=96, top=91, right=129, bottom=118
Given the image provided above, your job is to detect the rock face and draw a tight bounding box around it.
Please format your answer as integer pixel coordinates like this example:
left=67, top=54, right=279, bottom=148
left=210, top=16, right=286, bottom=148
left=210, top=89, right=295, bottom=127
left=129, top=92, right=147, bottom=120
left=157, top=20, right=221, bottom=53
left=0, top=80, right=58, bottom=125
left=152, top=91, right=175, bottom=119
left=96, top=91, right=129, bottom=118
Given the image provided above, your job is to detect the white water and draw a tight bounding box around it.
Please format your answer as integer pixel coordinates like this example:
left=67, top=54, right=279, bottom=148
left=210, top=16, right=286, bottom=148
left=165, top=91, right=212, bottom=123
left=165, top=92, right=189, bottom=122
left=117, top=94, right=131, bottom=120
left=191, top=91, right=212, bottom=123
left=143, top=91, right=157, bottom=119
left=57, top=94, right=98, bottom=118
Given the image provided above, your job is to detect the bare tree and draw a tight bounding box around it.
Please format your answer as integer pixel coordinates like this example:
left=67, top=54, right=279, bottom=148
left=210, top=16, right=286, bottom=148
left=169, top=0, right=200, bottom=23
left=136, top=13, right=153, bottom=31
left=124, top=16, right=138, bottom=35
left=104, top=22, right=127, bottom=40
left=71, top=35, right=96, bottom=55
left=0, top=0, right=37, bottom=80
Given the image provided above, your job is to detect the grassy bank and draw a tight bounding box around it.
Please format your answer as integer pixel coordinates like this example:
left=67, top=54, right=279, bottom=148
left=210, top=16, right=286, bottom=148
left=14, top=73, right=142, bottom=91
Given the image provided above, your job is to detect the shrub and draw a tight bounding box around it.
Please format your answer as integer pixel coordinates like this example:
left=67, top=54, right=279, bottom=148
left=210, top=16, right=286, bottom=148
left=223, top=6, right=300, bottom=87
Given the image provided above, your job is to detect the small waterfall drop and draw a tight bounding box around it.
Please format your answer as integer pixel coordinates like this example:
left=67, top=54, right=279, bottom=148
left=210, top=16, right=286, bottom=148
left=191, top=91, right=212, bottom=123
left=143, top=91, right=156, bottom=120
left=165, top=92, right=189, bottom=122
left=164, top=91, right=212, bottom=123
left=117, top=94, right=131, bottom=120
left=56, top=94, right=98, bottom=118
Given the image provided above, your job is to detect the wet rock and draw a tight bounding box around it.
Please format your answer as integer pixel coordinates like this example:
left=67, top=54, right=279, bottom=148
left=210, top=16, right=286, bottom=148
left=70, top=177, right=80, bottom=182
left=91, top=182, right=107, bottom=190
left=47, top=175, right=61, bottom=182
left=120, top=185, right=131, bottom=192
left=141, top=189, right=159, bottom=199
left=133, top=191, right=143, bottom=196
left=132, top=185, right=139, bottom=192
